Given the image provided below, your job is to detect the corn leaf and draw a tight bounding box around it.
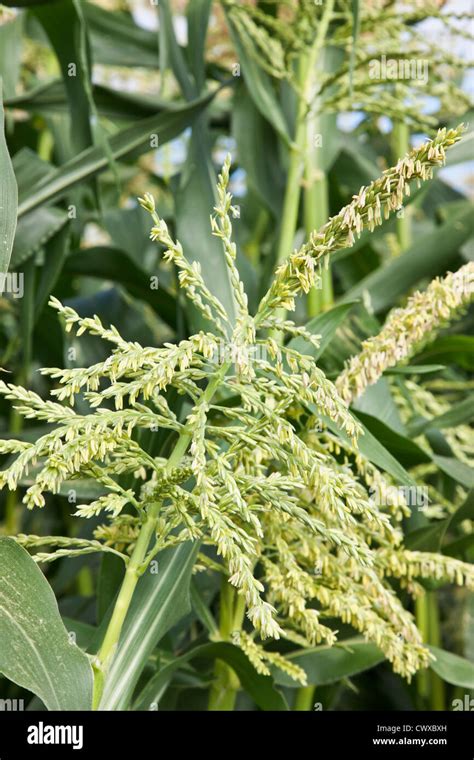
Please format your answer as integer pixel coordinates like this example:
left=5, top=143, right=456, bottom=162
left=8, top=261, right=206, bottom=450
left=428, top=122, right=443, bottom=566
left=0, top=537, right=93, bottom=710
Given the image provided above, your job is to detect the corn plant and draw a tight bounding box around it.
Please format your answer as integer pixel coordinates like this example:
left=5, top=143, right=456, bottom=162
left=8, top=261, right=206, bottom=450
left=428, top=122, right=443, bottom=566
left=1, top=125, right=473, bottom=710
left=0, top=0, right=473, bottom=713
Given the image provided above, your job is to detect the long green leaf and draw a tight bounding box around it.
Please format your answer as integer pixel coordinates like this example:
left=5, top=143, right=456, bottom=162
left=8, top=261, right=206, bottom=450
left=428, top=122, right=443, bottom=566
left=83, top=1, right=159, bottom=69
left=0, top=12, right=23, bottom=99
left=414, top=335, right=474, bottom=371
left=33, top=0, right=93, bottom=153
left=133, top=642, right=288, bottom=711
left=385, top=364, right=446, bottom=375
left=13, top=145, right=52, bottom=197
left=0, top=537, right=93, bottom=710
left=322, top=413, right=417, bottom=487
left=232, top=83, right=284, bottom=216
left=159, top=0, right=195, bottom=99
left=64, top=246, right=178, bottom=330
left=176, top=126, right=237, bottom=330
left=0, top=81, right=18, bottom=275
left=274, top=638, right=384, bottom=688
left=34, top=223, right=70, bottom=315
left=429, top=646, right=474, bottom=688
left=155, top=4, right=236, bottom=328
left=353, top=410, right=430, bottom=468
left=17, top=89, right=218, bottom=218
left=443, top=123, right=474, bottom=166
left=432, top=455, right=474, bottom=489
left=404, top=523, right=448, bottom=552
left=225, top=14, right=291, bottom=145
left=11, top=207, right=68, bottom=270
left=5, top=79, right=168, bottom=121
left=99, top=541, right=199, bottom=710
left=187, top=0, right=212, bottom=93
left=405, top=490, right=474, bottom=552
left=409, top=396, right=474, bottom=437
left=353, top=378, right=405, bottom=434
left=289, top=301, right=359, bottom=360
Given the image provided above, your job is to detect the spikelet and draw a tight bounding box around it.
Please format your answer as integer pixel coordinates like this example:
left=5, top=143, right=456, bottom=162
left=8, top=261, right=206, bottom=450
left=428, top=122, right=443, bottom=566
left=256, top=126, right=465, bottom=322
left=336, top=262, right=474, bottom=404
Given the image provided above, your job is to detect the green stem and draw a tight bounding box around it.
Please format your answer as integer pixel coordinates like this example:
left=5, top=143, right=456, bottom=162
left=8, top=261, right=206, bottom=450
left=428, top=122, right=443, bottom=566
left=391, top=120, right=411, bottom=252
left=428, top=592, right=445, bottom=711
left=274, top=0, right=335, bottom=324
left=275, top=58, right=309, bottom=269
left=208, top=579, right=242, bottom=711
left=416, top=593, right=430, bottom=703
left=208, top=579, right=247, bottom=711
left=294, top=685, right=315, bottom=711
left=233, top=592, right=246, bottom=631
left=415, top=591, right=445, bottom=710
left=92, top=361, right=231, bottom=709
left=305, top=111, right=332, bottom=317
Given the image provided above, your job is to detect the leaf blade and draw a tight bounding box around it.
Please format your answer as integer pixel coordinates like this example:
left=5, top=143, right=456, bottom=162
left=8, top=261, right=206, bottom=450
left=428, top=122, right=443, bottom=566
left=0, top=537, right=93, bottom=710
left=17, top=90, right=218, bottom=218
left=274, top=639, right=384, bottom=688
left=429, top=646, right=474, bottom=689
left=99, top=541, right=199, bottom=710
left=0, top=80, right=18, bottom=275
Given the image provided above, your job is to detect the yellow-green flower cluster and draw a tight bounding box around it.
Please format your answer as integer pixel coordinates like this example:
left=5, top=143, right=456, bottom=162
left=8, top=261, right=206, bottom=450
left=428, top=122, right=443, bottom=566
left=322, top=2, right=473, bottom=130
left=336, top=262, right=474, bottom=404
left=1, top=134, right=472, bottom=684
left=256, top=126, right=465, bottom=322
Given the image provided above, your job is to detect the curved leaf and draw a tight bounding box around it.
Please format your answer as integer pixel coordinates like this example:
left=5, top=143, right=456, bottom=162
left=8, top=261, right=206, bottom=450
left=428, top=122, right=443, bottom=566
left=17, top=89, right=219, bottom=217
left=409, top=396, right=474, bottom=436
left=176, top=127, right=237, bottom=331
left=11, top=207, right=68, bottom=270
left=64, top=246, right=178, bottom=330
left=273, top=639, right=385, bottom=688
left=99, top=541, right=199, bottom=710
left=133, top=642, right=288, bottom=711
left=0, top=537, right=93, bottom=710
left=433, top=455, right=474, bottom=490
left=289, top=301, right=359, bottom=360
left=83, top=1, right=159, bottom=69
left=429, top=646, right=474, bottom=689
left=414, top=335, right=474, bottom=371
left=353, top=410, right=430, bottom=469
left=0, top=81, right=17, bottom=275
left=33, top=0, right=93, bottom=154
left=187, top=0, right=212, bottom=93
left=225, top=13, right=291, bottom=146
left=232, top=82, right=284, bottom=216
left=322, top=413, right=416, bottom=487
left=0, top=12, right=23, bottom=99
